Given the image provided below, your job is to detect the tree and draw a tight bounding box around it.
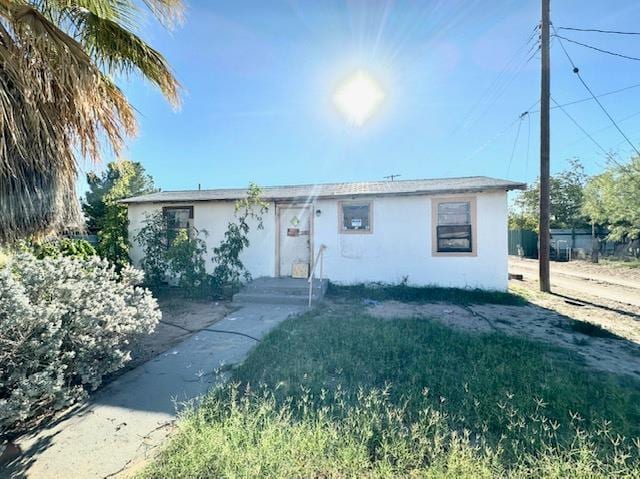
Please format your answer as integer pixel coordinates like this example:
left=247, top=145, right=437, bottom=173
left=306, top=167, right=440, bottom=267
left=83, top=160, right=156, bottom=268
left=212, top=184, right=269, bottom=296
left=0, top=0, right=181, bottom=244
left=509, top=159, right=588, bottom=231
left=583, top=157, right=640, bottom=245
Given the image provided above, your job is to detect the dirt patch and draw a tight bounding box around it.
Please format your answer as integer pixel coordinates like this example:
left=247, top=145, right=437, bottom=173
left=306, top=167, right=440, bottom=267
left=128, top=295, right=235, bottom=369
left=367, top=300, right=640, bottom=380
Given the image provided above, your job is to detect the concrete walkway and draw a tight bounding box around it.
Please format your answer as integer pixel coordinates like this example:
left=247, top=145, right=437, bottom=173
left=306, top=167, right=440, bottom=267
left=6, top=303, right=305, bottom=479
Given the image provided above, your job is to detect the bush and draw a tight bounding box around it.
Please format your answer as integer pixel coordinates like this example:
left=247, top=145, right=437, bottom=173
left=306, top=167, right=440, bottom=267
left=18, top=237, right=97, bottom=260
left=211, top=183, right=268, bottom=298
left=135, top=211, right=169, bottom=286
left=166, top=228, right=210, bottom=297
left=0, top=254, right=161, bottom=435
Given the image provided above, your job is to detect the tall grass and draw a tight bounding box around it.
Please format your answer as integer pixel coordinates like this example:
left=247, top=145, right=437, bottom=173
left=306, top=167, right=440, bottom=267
left=141, top=306, right=640, bottom=477
left=141, top=385, right=640, bottom=478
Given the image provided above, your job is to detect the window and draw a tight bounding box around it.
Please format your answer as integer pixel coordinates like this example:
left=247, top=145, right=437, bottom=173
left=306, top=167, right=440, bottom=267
left=163, top=206, right=193, bottom=246
left=432, top=198, right=476, bottom=255
left=339, top=201, right=372, bottom=233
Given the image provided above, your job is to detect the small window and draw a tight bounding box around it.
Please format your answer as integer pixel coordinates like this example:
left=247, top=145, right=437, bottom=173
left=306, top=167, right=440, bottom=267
left=163, top=206, right=193, bottom=246
left=340, top=202, right=372, bottom=233
left=436, top=201, right=472, bottom=253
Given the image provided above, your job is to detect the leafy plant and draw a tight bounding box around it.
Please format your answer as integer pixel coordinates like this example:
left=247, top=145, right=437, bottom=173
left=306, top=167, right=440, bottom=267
left=166, top=228, right=210, bottom=296
left=0, top=254, right=160, bottom=435
left=510, top=158, right=588, bottom=231
left=18, top=238, right=97, bottom=260
left=135, top=211, right=170, bottom=287
left=84, top=160, right=157, bottom=269
left=211, top=183, right=269, bottom=297
left=583, top=157, right=640, bottom=246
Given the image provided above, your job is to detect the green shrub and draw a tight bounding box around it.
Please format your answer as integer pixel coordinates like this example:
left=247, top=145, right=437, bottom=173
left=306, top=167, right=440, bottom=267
left=211, top=183, right=268, bottom=298
left=166, top=228, right=210, bottom=297
left=18, top=238, right=97, bottom=261
left=135, top=211, right=169, bottom=286
left=0, top=254, right=160, bottom=435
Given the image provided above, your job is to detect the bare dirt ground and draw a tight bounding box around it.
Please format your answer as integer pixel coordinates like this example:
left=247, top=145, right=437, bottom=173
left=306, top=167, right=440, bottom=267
left=368, top=300, right=640, bottom=380
left=508, top=256, right=640, bottom=343
left=509, top=257, right=640, bottom=307
left=127, top=294, right=235, bottom=369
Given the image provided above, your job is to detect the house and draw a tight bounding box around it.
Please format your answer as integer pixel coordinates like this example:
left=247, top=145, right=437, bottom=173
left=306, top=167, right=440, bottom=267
left=122, top=176, right=526, bottom=291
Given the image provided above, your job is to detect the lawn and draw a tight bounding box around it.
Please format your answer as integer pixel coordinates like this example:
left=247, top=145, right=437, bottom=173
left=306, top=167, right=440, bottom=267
left=141, top=301, right=640, bottom=478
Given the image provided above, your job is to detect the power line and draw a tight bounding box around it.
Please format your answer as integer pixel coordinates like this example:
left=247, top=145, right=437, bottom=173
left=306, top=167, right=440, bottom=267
left=550, top=96, right=608, bottom=156
left=525, top=112, right=531, bottom=177
left=553, top=29, right=640, bottom=157
left=506, top=115, right=524, bottom=175
left=557, top=26, right=640, bottom=36
left=454, top=25, right=539, bottom=133
left=529, top=81, right=640, bottom=112
left=553, top=34, right=640, bottom=62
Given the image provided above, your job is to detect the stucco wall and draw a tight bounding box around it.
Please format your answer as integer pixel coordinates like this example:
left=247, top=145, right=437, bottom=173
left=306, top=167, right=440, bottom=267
left=313, top=191, right=508, bottom=290
left=127, top=190, right=509, bottom=291
left=127, top=201, right=276, bottom=278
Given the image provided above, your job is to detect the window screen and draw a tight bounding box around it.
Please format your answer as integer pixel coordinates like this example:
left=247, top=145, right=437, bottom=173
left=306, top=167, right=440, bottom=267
left=436, top=202, right=472, bottom=252
left=341, top=203, right=371, bottom=231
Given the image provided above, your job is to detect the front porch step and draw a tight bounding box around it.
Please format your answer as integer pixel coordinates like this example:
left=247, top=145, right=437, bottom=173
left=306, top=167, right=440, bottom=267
left=233, top=277, right=328, bottom=305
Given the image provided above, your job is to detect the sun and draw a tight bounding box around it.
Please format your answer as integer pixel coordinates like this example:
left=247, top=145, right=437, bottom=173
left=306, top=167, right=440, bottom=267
left=333, top=71, right=384, bottom=126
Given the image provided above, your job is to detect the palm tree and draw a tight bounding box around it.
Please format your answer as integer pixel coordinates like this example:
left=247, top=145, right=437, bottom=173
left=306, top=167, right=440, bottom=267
left=0, top=0, right=181, bottom=243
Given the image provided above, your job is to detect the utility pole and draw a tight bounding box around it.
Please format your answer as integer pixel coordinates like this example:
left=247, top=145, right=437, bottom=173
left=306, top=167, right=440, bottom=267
left=383, top=174, right=401, bottom=181
left=539, top=0, right=551, bottom=292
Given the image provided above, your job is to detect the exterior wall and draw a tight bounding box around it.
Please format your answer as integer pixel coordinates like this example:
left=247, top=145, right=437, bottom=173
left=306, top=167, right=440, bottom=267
left=313, top=191, right=508, bottom=290
left=127, top=189, right=509, bottom=291
left=127, top=201, right=277, bottom=278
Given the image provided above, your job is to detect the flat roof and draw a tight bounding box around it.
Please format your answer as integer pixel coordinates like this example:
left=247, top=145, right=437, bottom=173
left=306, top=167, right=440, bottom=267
left=121, top=176, right=526, bottom=204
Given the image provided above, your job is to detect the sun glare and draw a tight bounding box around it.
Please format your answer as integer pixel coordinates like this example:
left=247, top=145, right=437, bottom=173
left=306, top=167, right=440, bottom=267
left=333, top=71, right=384, bottom=126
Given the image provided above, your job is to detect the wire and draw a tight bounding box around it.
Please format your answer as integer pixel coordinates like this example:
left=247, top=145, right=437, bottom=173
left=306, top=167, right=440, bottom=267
left=553, top=34, right=640, bottom=62
left=550, top=96, right=609, bottom=155
left=506, top=116, right=524, bottom=176
left=525, top=113, right=531, bottom=177
left=529, top=82, right=640, bottom=112
left=159, top=319, right=261, bottom=342
left=553, top=29, right=640, bottom=157
left=454, top=25, right=539, bottom=133
left=557, top=26, right=640, bottom=36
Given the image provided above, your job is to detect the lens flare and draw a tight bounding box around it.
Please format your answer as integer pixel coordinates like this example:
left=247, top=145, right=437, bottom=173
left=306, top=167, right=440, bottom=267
left=333, top=71, right=384, bottom=126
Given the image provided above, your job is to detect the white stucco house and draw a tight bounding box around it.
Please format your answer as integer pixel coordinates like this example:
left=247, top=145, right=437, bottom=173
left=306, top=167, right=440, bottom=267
left=122, top=176, right=526, bottom=291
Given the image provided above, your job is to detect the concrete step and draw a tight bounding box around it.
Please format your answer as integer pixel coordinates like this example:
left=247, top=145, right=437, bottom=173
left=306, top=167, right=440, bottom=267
left=232, top=292, right=322, bottom=305
left=233, top=278, right=328, bottom=305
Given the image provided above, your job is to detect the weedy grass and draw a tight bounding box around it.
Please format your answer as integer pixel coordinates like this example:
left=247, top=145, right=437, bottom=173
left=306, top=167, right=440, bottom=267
left=328, top=282, right=527, bottom=305
left=600, top=258, right=640, bottom=269
left=141, top=305, right=640, bottom=478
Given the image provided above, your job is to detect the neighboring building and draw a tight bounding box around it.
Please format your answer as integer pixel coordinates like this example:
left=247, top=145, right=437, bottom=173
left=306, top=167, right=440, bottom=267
left=122, top=176, right=526, bottom=291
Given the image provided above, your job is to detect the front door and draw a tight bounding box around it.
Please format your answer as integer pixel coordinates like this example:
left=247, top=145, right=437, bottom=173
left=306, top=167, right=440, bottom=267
left=278, top=205, right=311, bottom=277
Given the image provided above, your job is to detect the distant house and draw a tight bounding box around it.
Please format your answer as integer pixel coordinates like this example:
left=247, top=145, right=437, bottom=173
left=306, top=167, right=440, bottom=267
left=122, top=176, right=526, bottom=291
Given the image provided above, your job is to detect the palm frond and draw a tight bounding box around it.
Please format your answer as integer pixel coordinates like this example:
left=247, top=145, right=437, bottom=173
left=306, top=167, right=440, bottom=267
left=78, top=10, right=180, bottom=106
left=0, top=0, right=181, bottom=242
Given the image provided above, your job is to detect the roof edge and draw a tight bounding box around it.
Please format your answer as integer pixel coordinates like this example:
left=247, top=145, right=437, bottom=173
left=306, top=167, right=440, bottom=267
left=120, top=182, right=527, bottom=204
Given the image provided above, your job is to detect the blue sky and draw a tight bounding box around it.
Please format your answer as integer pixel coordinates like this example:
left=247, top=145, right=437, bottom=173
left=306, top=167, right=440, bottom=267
left=94, top=0, right=640, bottom=191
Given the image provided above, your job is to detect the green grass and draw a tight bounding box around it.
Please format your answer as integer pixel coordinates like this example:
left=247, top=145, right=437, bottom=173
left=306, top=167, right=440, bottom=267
left=328, top=282, right=527, bottom=305
left=600, top=258, right=640, bottom=269
left=141, top=305, right=640, bottom=478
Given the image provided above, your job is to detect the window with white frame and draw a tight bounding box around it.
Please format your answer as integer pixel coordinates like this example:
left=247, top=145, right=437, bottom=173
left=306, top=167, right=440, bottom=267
left=339, top=201, right=372, bottom=233
left=435, top=200, right=473, bottom=253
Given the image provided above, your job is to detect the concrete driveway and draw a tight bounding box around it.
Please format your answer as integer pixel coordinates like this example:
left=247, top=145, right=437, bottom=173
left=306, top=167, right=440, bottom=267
left=5, top=303, right=305, bottom=479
